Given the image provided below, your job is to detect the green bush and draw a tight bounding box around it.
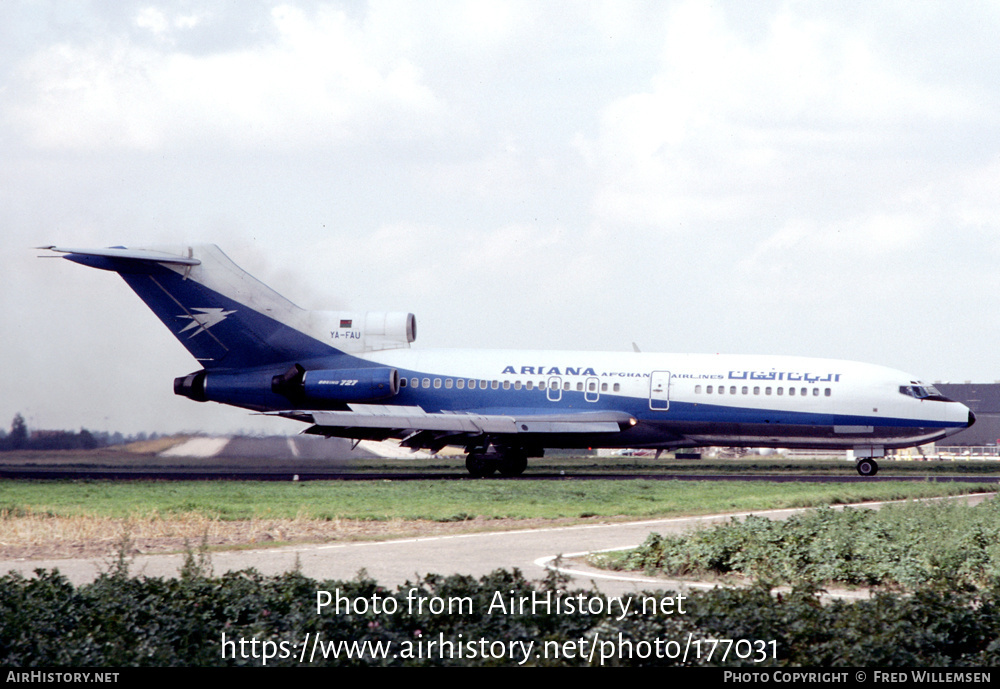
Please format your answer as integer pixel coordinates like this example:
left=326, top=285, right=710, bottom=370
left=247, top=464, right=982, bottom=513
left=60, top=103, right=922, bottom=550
left=605, top=498, right=1000, bottom=591
left=3, top=566, right=1000, bottom=666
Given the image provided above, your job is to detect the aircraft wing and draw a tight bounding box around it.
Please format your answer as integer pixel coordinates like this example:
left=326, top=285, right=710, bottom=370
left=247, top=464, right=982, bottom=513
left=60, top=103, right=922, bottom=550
left=274, top=405, right=636, bottom=451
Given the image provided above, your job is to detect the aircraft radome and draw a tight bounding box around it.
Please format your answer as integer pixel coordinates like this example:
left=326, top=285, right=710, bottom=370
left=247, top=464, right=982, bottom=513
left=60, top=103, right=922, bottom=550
left=42, top=244, right=975, bottom=477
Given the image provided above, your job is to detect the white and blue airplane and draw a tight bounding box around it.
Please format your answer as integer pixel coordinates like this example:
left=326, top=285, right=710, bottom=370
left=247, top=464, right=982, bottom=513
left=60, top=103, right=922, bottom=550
left=44, top=244, right=975, bottom=477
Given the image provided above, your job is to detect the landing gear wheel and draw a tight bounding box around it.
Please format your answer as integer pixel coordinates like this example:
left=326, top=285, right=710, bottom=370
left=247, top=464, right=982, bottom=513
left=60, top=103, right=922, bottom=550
left=856, top=459, right=879, bottom=477
left=466, top=453, right=495, bottom=478
left=497, top=453, right=528, bottom=477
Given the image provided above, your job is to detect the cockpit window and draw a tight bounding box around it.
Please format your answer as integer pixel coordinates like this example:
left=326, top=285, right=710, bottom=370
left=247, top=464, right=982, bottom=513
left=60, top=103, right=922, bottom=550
left=898, top=382, right=951, bottom=401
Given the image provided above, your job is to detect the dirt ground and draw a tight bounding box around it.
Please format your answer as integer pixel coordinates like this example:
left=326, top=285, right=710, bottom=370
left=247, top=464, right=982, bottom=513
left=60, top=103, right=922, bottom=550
left=0, top=514, right=589, bottom=561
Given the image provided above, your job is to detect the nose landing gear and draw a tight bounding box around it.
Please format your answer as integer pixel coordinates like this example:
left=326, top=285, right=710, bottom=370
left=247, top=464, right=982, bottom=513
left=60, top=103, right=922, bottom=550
left=854, top=446, right=884, bottom=477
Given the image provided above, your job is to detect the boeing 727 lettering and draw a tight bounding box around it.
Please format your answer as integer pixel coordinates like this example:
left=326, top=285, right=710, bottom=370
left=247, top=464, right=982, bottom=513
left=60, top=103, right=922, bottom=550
left=43, top=244, right=975, bottom=476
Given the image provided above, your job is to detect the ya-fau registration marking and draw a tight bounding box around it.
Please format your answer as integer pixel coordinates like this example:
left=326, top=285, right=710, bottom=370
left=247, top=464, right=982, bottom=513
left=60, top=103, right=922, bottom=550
left=44, top=244, right=975, bottom=477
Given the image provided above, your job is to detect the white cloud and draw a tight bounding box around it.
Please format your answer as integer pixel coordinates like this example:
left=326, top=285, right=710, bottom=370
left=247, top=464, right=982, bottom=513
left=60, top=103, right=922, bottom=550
left=134, top=7, right=207, bottom=36
left=135, top=8, right=170, bottom=35
left=7, top=4, right=442, bottom=151
left=580, top=2, right=982, bottom=230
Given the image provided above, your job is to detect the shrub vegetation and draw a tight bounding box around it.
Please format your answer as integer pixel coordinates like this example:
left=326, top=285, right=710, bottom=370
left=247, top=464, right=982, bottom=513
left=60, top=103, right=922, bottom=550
left=596, top=497, right=1000, bottom=591
left=3, top=564, right=1000, bottom=666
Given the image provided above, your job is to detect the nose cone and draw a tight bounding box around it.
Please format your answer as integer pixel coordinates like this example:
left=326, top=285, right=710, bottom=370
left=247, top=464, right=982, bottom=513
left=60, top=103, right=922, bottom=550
left=956, top=403, right=976, bottom=432
left=942, top=404, right=976, bottom=438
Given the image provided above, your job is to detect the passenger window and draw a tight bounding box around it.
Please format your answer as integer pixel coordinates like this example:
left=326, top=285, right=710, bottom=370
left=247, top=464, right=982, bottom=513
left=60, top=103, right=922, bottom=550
left=613, top=383, right=620, bottom=392
left=707, top=385, right=713, bottom=394
left=526, top=381, right=533, bottom=390
left=741, top=386, right=748, bottom=395
left=825, top=388, right=831, bottom=396
left=422, top=378, right=431, bottom=388
left=730, top=386, right=736, bottom=395
left=754, top=386, right=760, bottom=395
left=491, top=380, right=499, bottom=389
left=503, top=381, right=510, bottom=390
left=777, top=387, right=783, bottom=396
left=695, top=385, right=702, bottom=394
left=765, top=387, right=772, bottom=395
left=434, top=378, right=441, bottom=388
left=457, top=379, right=464, bottom=389
left=813, top=388, right=819, bottom=396
left=514, top=381, right=521, bottom=390
left=445, top=379, right=453, bottom=389
left=411, top=378, right=418, bottom=388
left=480, top=380, right=488, bottom=390
left=400, top=378, right=407, bottom=387
left=601, top=383, right=607, bottom=392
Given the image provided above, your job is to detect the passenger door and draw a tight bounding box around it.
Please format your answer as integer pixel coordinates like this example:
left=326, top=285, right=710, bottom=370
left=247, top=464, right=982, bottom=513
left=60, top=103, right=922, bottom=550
left=649, top=371, right=671, bottom=410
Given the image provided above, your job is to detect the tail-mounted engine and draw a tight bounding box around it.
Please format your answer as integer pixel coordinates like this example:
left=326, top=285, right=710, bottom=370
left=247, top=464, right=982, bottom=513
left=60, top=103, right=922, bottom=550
left=309, top=311, right=416, bottom=353
left=271, top=364, right=400, bottom=402
left=174, top=364, right=400, bottom=409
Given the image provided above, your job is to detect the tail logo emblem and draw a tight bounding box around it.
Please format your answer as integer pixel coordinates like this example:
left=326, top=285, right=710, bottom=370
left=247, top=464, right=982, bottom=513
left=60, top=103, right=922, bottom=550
left=177, top=307, right=236, bottom=338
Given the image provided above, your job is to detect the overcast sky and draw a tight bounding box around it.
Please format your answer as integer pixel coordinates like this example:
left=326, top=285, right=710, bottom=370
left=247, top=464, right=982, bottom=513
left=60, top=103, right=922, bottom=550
left=4, top=1, right=1000, bottom=436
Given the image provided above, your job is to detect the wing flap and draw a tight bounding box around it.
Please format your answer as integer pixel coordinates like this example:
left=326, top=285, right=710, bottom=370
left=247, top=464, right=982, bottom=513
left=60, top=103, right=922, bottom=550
left=278, top=405, right=634, bottom=437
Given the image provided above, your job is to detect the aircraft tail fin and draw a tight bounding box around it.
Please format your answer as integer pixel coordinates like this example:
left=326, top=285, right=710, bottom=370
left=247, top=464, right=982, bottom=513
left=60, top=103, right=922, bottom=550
left=44, top=244, right=338, bottom=369
left=45, top=244, right=417, bottom=368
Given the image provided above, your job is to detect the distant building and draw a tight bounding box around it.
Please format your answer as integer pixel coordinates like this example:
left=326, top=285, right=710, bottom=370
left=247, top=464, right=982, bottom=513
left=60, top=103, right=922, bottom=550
left=935, top=384, right=1000, bottom=446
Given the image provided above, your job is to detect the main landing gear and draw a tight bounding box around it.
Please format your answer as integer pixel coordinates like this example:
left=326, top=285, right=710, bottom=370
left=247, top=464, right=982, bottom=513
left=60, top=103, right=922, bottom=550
left=854, top=446, right=884, bottom=477
left=465, top=446, right=530, bottom=477
left=855, top=458, right=879, bottom=477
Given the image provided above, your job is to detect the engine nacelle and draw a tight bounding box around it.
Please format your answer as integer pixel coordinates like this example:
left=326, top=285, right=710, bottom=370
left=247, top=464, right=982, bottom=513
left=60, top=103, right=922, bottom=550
left=176, top=365, right=401, bottom=408
left=174, top=368, right=280, bottom=410
left=308, top=311, right=416, bottom=353
left=174, top=370, right=208, bottom=402
left=301, top=367, right=400, bottom=402
left=270, top=364, right=400, bottom=403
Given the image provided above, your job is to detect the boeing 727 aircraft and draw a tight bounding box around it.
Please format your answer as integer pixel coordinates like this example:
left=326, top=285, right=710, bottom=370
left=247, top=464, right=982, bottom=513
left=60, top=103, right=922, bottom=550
left=43, top=244, right=975, bottom=477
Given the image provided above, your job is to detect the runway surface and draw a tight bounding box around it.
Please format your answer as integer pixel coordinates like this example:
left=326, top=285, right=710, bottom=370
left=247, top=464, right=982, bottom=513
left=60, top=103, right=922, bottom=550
left=2, top=465, right=997, bottom=482
left=5, top=435, right=998, bottom=482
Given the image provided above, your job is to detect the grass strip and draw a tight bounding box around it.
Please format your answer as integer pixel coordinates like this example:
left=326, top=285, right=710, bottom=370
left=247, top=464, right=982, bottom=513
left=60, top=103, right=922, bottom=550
left=0, top=479, right=993, bottom=522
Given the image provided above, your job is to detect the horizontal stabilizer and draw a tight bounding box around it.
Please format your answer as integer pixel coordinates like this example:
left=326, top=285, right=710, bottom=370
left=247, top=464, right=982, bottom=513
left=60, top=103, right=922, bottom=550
left=41, top=246, right=201, bottom=266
